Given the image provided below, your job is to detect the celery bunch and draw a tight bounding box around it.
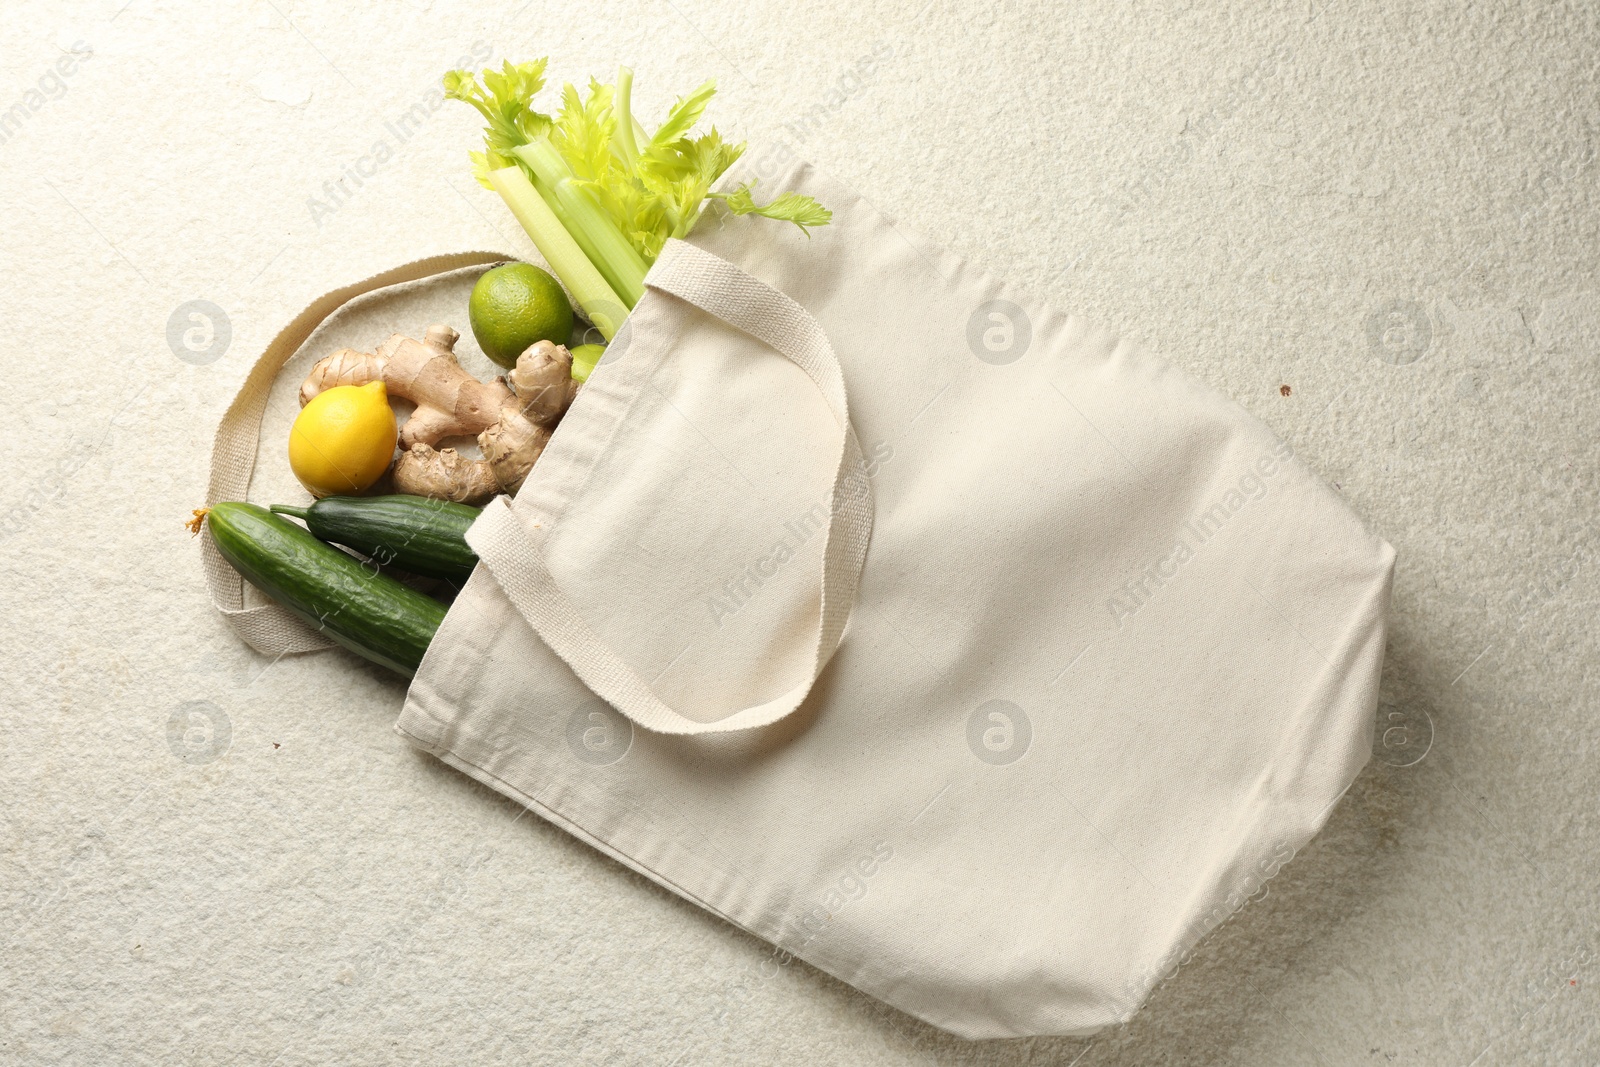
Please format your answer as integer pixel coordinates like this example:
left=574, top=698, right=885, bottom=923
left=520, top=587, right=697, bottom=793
left=444, top=60, right=830, bottom=340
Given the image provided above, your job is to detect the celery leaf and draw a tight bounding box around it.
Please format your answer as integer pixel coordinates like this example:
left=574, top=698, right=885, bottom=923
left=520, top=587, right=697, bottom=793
left=711, top=184, right=833, bottom=233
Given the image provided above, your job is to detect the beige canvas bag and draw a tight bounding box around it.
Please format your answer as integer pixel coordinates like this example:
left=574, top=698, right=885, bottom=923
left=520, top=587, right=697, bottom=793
left=206, top=155, right=1394, bottom=1039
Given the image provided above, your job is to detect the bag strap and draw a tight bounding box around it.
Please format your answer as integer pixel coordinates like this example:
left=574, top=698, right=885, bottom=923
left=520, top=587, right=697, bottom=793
left=202, top=251, right=510, bottom=656
left=468, top=239, right=875, bottom=735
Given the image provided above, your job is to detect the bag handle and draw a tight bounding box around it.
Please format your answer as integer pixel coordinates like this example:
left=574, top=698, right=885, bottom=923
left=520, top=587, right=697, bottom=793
left=468, top=239, right=875, bottom=735
left=202, top=251, right=511, bottom=656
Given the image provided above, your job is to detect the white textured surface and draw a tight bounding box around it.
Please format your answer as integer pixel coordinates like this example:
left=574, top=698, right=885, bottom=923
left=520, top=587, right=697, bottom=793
left=1, top=1, right=1595, bottom=1064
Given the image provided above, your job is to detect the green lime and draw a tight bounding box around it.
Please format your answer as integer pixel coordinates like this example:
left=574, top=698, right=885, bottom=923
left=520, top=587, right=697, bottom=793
left=570, top=343, right=605, bottom=383
left=468, top=263, right=574, bottom=368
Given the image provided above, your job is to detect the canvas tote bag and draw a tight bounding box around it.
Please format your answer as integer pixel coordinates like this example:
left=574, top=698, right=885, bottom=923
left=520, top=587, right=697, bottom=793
left=205, top=154, right=1394, bottom=1039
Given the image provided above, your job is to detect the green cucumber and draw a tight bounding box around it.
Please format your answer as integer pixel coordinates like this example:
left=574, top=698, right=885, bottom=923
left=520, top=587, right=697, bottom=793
left=270, top=495, right=479, bottom=584
left=205, top=502, right=445, bottom=677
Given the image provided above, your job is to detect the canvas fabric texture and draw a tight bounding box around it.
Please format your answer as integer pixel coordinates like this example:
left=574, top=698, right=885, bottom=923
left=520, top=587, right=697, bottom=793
left=393, top=156, right=1395, bottom=1038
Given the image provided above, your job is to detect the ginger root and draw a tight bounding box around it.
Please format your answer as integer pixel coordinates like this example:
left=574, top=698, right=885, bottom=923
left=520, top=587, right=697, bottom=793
left=300, top=324, right=576, bottom=505
left=393, top=444, right=501, bottom=503
left=480, top=340, right=576, bottom=496
left=302, top=325, right=512, bottom=450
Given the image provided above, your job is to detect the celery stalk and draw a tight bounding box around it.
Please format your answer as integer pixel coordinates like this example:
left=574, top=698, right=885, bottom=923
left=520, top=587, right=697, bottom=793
left=487, top=166, right=625, bottom=341
left=526, top=164, right=618, bottom=308
left=513, top=138, right=648, bottom=307
left=448, top=59, right=830, bottom=305
left=614, top=66, right=641, bottom=174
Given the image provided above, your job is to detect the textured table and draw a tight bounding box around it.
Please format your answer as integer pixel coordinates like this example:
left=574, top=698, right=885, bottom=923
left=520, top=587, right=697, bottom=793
left=3, top=1, right=1596, bottom=1063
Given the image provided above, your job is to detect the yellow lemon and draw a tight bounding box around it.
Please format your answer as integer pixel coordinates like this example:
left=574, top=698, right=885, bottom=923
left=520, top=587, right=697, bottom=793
left=288, top=381, right=397, bottom=497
